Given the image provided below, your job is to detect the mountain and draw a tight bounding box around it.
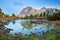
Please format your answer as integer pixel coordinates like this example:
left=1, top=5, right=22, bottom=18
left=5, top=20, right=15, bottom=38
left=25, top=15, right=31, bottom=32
left=18, top=7, right=59, bottom=17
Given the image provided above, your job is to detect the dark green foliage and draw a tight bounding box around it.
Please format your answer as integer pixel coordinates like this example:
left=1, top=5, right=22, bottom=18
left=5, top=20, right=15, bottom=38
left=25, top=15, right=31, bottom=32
left=0, top=8, right=2, bottom=13
left=5, top=14, right=9, bottom=18
left=40, top=13, right=42, bottom=17
left=24, top=15, right=30, bottom=19
left=34, top=14, right=38, bottom=17
left=47, top=15, right=54, bottom=21
left=47, top=12, right=60, bottom=20
left=0, top=8, right=10, bottom=18
left=24, top=14, right=34, bottom=19
left=46, top=10, right=49, bottom=16
left=43, top=12, right=46, bottom=17
left=12, top=13, right=15, bottom=16
left=53, top=12, right=60, bottom=20
left=30, top=14, right=34, bottom=19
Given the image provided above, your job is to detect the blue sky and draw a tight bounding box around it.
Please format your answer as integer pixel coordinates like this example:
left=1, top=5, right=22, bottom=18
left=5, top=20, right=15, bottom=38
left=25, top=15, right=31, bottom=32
left=0, top=0, right=60, bottom=16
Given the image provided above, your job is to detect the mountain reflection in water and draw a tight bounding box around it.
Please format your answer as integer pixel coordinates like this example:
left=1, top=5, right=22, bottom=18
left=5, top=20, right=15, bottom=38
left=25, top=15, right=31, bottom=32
left=4, top=20, right=54, bottom=36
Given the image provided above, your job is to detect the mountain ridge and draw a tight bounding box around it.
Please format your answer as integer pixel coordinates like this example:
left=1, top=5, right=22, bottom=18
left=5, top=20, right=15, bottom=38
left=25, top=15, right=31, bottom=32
left=18, top=7, right=60, bottom=17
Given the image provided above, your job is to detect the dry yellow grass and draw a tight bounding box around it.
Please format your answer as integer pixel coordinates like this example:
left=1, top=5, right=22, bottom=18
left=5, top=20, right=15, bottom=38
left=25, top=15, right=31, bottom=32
left=50, top=21, right=60, bottom=24
left=49, top=21, right=60, bottom=26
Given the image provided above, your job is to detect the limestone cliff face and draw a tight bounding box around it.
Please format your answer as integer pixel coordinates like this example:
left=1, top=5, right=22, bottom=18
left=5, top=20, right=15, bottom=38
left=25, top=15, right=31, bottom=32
left=18, top=7, right=56, bottom=17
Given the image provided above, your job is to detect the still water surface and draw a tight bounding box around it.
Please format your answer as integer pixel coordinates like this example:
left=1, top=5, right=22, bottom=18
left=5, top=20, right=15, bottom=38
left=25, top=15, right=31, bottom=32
left=4, top=20, right=54, bottom=36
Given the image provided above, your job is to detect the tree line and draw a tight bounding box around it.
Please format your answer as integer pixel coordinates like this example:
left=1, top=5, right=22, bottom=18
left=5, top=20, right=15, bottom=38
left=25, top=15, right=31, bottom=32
left=0, top=8, right=16, bottom=18
left=47, top=12, right=60, bottom=20
left=24, top=9, right=60, bottom=20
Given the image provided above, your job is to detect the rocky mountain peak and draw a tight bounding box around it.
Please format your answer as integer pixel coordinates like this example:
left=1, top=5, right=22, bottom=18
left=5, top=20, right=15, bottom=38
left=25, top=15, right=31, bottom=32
left=18, top=7, right=55, bottom=17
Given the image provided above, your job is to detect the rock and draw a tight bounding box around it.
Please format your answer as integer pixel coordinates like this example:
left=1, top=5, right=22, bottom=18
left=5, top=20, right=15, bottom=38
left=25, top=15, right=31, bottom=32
left=0, top=21, right=12, bottom=34
left=18, top=7, right=56, bottom=17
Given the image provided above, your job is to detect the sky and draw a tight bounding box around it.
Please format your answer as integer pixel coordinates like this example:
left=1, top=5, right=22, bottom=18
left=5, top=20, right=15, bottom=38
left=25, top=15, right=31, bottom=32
left=0, top=0, right=60, bottom=16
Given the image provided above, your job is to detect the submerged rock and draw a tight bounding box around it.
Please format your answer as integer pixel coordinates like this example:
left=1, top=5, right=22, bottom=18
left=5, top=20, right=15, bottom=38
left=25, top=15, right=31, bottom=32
left=0, top=21, right=12, bottom=34
left=0, top=27, right=13, bottom=34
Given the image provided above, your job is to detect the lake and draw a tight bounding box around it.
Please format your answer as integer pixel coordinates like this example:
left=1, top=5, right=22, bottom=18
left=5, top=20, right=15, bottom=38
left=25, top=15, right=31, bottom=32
left=4, top=20, right=54, bottom=36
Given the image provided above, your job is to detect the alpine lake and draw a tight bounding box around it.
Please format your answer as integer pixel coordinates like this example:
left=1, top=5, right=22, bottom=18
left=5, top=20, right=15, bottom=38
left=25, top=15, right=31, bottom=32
left=4, top=19, right=54, bottom=36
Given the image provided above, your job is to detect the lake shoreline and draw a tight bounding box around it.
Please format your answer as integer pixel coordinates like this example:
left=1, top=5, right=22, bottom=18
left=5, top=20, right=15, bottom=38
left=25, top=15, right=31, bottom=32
left=0, top=18, right=60, bottom=26
left=0, top=19, right=60, bottom=40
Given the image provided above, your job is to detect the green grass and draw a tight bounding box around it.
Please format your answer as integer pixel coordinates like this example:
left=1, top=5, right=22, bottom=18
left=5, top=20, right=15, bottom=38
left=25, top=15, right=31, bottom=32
left=55, top=27, right=60, bottom=31
left=46, top=34, right=55, bottom=40
left=32, top=37, right=39, bottom=40
left=45, top=26, right=60, bottom=40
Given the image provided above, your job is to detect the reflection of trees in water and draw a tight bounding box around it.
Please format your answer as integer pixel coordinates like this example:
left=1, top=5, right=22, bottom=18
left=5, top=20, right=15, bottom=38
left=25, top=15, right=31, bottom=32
left=21, top=21, right=38, bottom=29
left=12, top=20, right=16, bottom=24
left=47, top=26, right=50, bottom=32
left=22, top=28, right=24, bottom=30
left=29, top=22, right=32, bottom=24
